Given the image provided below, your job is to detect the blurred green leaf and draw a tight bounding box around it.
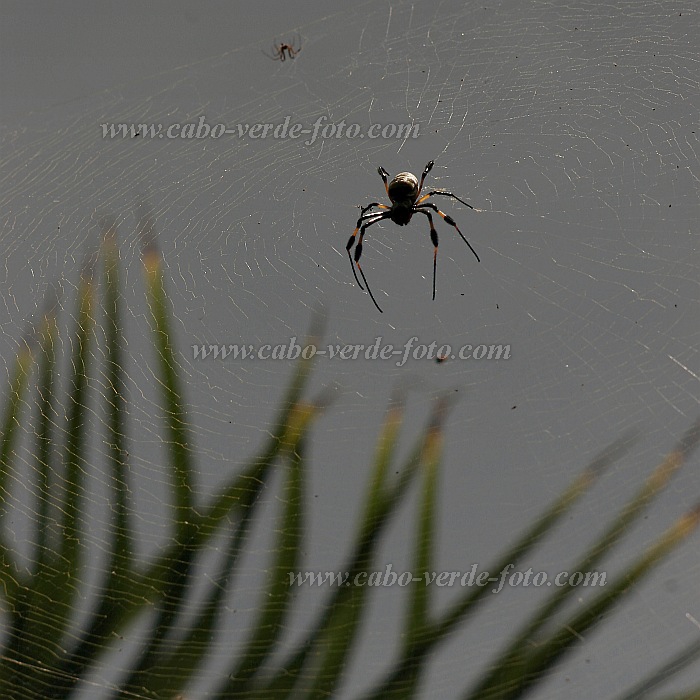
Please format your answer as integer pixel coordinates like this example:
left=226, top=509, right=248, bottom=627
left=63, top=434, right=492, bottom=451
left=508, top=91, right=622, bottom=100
left=0, top=212, right=698, bottom=700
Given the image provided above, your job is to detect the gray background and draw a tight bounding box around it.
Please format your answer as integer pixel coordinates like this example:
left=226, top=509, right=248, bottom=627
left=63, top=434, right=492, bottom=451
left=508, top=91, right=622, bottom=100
left=1, top=0, right=699, bottom=697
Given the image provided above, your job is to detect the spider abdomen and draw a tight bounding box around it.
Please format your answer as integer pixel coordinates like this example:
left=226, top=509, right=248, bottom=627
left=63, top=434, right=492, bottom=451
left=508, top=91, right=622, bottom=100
left=388, top=172, right=419, bottom=203
left=390, top=202, right=414, bottom=226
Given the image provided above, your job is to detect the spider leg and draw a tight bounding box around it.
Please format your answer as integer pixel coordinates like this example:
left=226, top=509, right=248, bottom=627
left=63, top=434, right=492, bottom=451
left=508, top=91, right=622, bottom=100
left=377, top=166, right=391, bottom=196
left=415, top=209, right=440, bottom=300
left=345, top=207, right=388, bottom=290
left=354, top=216, right=390, bottom=313
left=416, top=160, right=434, bottom=197
left=359, top=202, right=389, bottom=217
left=261, top=45, right=281, bottom=60
left=346, top=212, right=392, bottom=313
left=416, top=202, right=480, bottom=263
left=416, top=190, right=475, bottom=210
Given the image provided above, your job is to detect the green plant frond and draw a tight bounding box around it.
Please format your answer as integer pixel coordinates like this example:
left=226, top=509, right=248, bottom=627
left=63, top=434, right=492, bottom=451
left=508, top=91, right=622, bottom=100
left=2, top=218, right=698, bottom=700
left=366, top=429, right=638, bottom=700
left=199, top=315, right=324, bottom=542
left=468, top=424, right=700, bottom=700
left=2, top=300, right=62, bottom=698
left=47, top=224, right=136, bottom=696
left=507, top=504, right=700, bottom=700
left=212, top=431, right=309, bottom=698
left=0, top=333, right=36, bottom=538
left=369, top=387, right=406, bottom=500
left=140, top=231, right=196, bottom=530
left=407, top=395, right=450, bottom=642
left=0, top=334, right=38, bottom=608
left=614, top=633, right=700, bottom=700
left=255, top=395, right=438, bottom=698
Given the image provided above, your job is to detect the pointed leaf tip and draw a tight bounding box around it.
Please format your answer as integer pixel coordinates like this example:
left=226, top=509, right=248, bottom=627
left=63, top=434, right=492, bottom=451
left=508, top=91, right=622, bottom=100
left=676, top=418, right=700, bottom=461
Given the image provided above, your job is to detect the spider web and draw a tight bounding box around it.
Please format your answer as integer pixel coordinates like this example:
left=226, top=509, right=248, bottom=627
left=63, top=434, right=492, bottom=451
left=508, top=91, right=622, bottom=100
left=1, top=0, right=699, bottom=697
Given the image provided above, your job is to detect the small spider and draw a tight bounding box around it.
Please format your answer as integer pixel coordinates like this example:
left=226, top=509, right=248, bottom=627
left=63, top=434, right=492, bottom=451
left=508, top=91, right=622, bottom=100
left=263, top=37, right=301, bottom=62
left=345, top=161, right=480, bottom=312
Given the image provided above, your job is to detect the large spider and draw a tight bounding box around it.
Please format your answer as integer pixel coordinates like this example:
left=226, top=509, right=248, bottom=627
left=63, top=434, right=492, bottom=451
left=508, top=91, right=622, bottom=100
left=345, top=161, right=480, bottom=313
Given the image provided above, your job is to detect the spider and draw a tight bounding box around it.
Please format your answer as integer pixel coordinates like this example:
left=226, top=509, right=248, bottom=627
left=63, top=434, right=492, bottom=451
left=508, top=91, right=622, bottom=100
left=262, top=37, right=301, bottom=62
left=345, top=160, right=480, bottom=313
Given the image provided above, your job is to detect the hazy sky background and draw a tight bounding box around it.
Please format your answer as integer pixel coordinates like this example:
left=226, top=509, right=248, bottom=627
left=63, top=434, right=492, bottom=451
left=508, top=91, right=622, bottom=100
left=1, top=1, right=699, bottom=697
